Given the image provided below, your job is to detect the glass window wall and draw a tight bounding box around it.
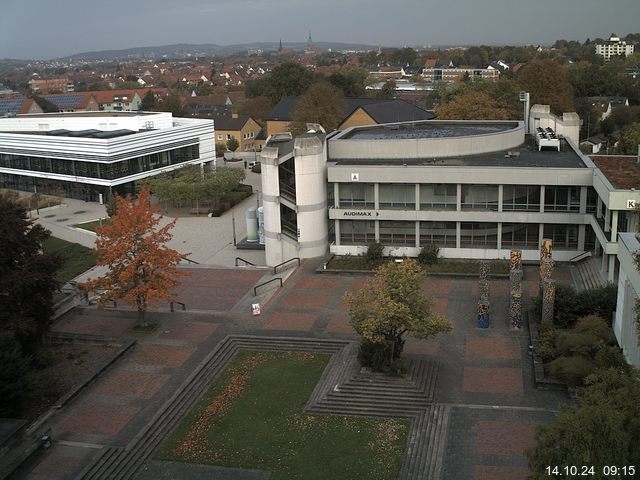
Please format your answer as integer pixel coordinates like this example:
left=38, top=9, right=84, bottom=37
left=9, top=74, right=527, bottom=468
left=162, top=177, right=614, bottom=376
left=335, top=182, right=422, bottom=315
left=502, top=185, right=540, bottom=211
left=379, top=184, right=415, bottom=210
left=338, top=183, right=375, bottom=209
left=543, top=224, right=579, bottom=249
left=419, top=221, right=456, bottom=247
left=460, top=222, right=498, bottom=248
left=339, top=220, right=376, bottom=245
left=544, top=186, right=580, bottom=212
left=461, top=185, right=498, bottom=211
left=379, top=221, right=416, bottom=246
left=420, top=184, right=456, bottom=210
left=501, top=223, right=539, bottom=248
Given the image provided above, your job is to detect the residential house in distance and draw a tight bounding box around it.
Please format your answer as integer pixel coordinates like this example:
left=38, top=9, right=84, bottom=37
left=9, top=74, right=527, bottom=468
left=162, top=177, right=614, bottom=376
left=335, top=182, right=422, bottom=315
left=213, top=113, right=262, bottom=152
left=28, top=77, right=74, bottom=94
left=86, top=88, right=169, bottom=112
left=0, top=97, right=43, bottom=116
left=265, top=97, right=435, bottom=137
left=595, top=34, right=635, bottom=61
left=583, top=96, right=630, bottom=121
left=183, top=92, right=246, bottom=118
left=39, top=93, right=99, bottom=112
left=421, top=61, right=500, bottom=83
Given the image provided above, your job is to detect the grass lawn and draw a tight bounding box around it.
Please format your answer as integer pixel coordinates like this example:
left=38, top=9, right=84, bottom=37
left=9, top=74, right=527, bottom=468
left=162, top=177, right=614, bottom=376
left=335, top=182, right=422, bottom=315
left=157, top=350, right=408, bottom=480
left=74, top=218, right=110, bottom=233
left=328, top=255, right=510, bottom=274
left=41, top=237, right=96, bottom=284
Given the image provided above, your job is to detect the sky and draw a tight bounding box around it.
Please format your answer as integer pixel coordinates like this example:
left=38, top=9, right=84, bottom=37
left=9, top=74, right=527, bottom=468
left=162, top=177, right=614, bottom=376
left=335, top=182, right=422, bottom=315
left=1, top=0, right=639, bottom=60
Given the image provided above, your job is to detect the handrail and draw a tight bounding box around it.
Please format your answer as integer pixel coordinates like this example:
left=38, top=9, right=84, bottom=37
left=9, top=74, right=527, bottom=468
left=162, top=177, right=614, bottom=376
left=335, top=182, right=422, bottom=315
left=235, top=257, right=256, bottom=267
left=170, top=301, right=186, bottom=312
left=569, top=251, right=592, bottom=263
left=254, top=277, right=283, bottom=296
left=273, top=257, right=300, bottom=274
left=181, top=255, right=200, bottom=265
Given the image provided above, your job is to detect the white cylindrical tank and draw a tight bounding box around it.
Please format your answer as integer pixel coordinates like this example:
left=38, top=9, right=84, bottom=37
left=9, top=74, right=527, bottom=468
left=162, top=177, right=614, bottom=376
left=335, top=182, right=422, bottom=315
left=245, top=207, right=258, bottom=242
left=258, top=206, right=265, bottom=245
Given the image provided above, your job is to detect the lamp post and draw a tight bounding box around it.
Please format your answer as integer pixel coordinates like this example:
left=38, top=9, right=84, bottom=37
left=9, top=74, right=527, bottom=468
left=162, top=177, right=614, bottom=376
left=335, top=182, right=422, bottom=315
left=231, top=208, right=237, bottom=246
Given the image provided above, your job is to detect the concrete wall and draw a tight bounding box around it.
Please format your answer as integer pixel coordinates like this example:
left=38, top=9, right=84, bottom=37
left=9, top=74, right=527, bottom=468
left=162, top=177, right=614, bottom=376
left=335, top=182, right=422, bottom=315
left=528, top=105, right=580, bottom=145
left=330, top=121, right=524, bottom=160
left=0, top=111, right=174, bottom=132
left=259, top=146, right=283, bottom=266
left=614, top=233, right=640, bottom=367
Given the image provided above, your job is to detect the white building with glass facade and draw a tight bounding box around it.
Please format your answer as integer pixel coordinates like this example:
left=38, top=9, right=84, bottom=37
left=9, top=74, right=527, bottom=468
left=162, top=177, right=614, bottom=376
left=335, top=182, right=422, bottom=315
left=259, top=116, right=640, bottom=283
left=0, top=111, right=215, bottom=202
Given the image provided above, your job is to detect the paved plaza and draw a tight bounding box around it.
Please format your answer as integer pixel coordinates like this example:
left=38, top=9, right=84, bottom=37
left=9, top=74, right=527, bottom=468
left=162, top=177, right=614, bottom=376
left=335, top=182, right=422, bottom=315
left=12, top=257, right=574, bottom=480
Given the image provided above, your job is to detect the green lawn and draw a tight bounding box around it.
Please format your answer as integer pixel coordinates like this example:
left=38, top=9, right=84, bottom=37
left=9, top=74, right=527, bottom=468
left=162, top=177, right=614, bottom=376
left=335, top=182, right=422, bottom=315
left=74, top=218, right=110, bottom=233
left=157, top=351, right=408, bottom=480
left=41, top=237, right=96, bottom=284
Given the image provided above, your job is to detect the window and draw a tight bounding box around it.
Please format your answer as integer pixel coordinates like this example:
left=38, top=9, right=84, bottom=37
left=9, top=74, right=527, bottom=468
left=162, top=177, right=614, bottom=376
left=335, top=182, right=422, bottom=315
left=502, top=185, right=540, bottom=211
left=461, top=185, right=498, bottom=210
left=217, top=134, right=223, bottom=140
left=420, top=221, right=456, bottom=246
left=226, top=134, right=232, bottom=140
left=586, top=187, right=598, bottom=214
left=340, top=220, right=375, bottom=245
left=460, top=222, right=498, bottom=248
left=339, top=183, right=374, bottom=208
left=420, top=184, right=456, bottom=210
left=379, top=221, right=415, bottom=246
left=543, top=224, right=578, bottom=249
left=379, top=184, right=415, bottom=209
left=544, top=186, right=580, bottom=212
left=501, top=223, right=539, bottom=248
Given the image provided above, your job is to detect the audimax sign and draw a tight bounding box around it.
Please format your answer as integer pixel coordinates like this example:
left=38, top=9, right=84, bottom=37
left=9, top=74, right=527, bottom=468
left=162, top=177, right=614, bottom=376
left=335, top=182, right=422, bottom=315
left=342, top=210, right=379, bottom=217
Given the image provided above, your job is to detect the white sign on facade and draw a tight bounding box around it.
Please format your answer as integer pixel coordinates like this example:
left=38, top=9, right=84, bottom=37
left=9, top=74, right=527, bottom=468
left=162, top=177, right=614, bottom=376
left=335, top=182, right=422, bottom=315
left=627, top=199, right=637, bottom=209
left=351, top=173, right=359, bottom=182
left=342, top=210, right=379, bottom=217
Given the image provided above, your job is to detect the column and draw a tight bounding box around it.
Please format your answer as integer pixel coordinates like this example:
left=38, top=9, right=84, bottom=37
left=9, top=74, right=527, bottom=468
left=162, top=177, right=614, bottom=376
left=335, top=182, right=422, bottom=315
left=415, top=221, right=420, bottom=248
left=578, top=224, right=586, bottom=251
left=456, top=222, right=461, bottom=249
left=374, top=183, right=379, bottom=210
left=333, top=183, right=340, bottom=208
left=539, top=185, right=545, bottom=213
left=375, top=220, right=380, bottom=242
left=579, top=186, right=587, bottom=214
left=608, top=255, right=616, bottom=283
left=611, top=211, right=619, bottom=243
left=334, top=219, right=341, bottom=246
left=498, top=184, right=504, bottom=213
left=456, top=184, right=462, bottom=211
left=497, top=223, right=503, bottom=251
left=415, top=184, right=420, bottom=211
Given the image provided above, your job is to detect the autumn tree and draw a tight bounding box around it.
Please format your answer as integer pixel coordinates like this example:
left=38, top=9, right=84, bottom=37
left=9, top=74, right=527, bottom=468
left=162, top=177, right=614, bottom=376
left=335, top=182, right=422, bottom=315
left=619, top=123, right=640, bottom=155
left=156, top=91, right=183, bottom=117
left=328, top=66, right=369, bottom=97
left=343, top=259, right=452, bottom=371
left=245, top=61, right=316, bottom=104
left=82, top=188, right=187, bottom=324
left=291, top=81, right=346, bottom=134
left=437, top=90, right=510, bottom=120
left=517, top=59, right=575, bottom=114
left=139, top=90, right=157, bottom=111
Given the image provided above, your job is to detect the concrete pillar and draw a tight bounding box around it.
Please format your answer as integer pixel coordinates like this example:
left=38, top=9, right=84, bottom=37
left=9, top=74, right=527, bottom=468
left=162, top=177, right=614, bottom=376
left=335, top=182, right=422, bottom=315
left=456, top=222, right=461, bottom=249
left=260, top=146, right=283, bottom=267
left=538, top=223, right=545, bottom=246
left=415, top=221, right=420, bottom=248
left=601, top=252, right=608, bottom=274
left=334, top=220, right=341, bottom=246
left=539, top=185, right=545, bottom=213
left=608, top=255, right=616, bottom=283
left=497, top=223, right=502, bottom=250
left=333, top=183, right=340, bottom=208
left=498, top=184, right=503, bottom=213
left=579, top=186, right=587, bottom=214
left=456, top=184, right=462, bottom=212
left=374, top=183, right=379, bottom=210
left=375, top=220, right=380, bottom=242
left=597, top=197, right=603, bottom=220
left=611, top=211, right=619, bottom=243
left=604, top=207, right=611, bottom=233
left=578, top=224, right=586, bottom=251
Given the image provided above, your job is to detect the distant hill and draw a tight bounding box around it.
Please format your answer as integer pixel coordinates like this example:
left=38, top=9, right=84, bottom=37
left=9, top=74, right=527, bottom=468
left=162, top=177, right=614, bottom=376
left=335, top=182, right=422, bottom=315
left=59, top=42, right=380, bottom=61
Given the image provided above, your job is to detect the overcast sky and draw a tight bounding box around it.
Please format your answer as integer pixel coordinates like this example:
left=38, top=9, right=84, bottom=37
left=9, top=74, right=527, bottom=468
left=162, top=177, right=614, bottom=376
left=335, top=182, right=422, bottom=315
left=1, top=0, right=639, bottom=59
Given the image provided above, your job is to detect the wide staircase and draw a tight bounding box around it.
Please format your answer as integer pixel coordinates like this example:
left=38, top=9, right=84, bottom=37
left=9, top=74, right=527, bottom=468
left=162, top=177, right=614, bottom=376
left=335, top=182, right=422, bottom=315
left=574, top=257, right=607, bottom=290
left=76, top=336, right=446, bottom=480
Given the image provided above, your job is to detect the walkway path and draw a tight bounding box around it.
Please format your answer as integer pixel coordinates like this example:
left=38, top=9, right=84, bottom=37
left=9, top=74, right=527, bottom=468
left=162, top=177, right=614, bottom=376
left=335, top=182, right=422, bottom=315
left=11, top=261, right=573, bottom=480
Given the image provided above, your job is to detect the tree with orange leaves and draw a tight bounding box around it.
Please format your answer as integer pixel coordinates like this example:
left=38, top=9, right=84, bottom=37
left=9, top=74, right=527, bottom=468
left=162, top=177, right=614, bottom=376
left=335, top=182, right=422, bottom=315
left=82, top=187, right=187, bottom=324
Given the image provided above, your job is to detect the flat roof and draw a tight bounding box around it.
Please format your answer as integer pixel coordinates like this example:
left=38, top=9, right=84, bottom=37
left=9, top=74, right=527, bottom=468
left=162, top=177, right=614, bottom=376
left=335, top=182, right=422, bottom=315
left=17, top=111, right=157, bottom=118
left=341, top=121, right=518, bottom=140
left=330, top=136, right=586, bottom=169
left=591, top=155, right=640, bottom=190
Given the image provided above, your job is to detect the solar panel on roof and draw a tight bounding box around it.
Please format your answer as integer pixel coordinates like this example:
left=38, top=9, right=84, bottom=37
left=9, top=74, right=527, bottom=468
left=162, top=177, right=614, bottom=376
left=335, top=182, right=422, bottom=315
left=42, top=94, right=84, bottom=109
left=69, top=129, right=101, bottom=137
left=47, top=129, right=71, bottom=136
left=91, top=129, right=135, bottom=139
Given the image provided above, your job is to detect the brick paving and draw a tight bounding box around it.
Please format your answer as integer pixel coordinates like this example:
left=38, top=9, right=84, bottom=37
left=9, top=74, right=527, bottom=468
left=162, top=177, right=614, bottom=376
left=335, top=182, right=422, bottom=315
left=129, top=344, right=196, bottom=369
left=463, top=367, right=524, bottom=395
left=62, top=402, right=140, bottom=437
left=95, top=369, right=171, bottom=399
left=22, top=260, right=573, bottom=480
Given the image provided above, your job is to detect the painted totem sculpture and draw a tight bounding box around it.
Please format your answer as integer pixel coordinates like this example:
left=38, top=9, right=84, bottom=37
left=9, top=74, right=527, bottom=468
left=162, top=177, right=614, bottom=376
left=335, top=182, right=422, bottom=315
left=477, top=261, right=490, bottom=328
left=509, top=249, right=523, bottom=329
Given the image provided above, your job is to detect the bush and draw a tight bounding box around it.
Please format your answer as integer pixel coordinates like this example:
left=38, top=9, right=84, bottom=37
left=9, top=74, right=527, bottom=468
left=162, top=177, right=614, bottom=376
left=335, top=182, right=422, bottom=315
left=251, top=163, right=261, bottom=173
left=537, top=324, right=559, bottom=361
left=418, top=244, right=439, bottom=265
left=366, top=242, right=384, bottom=262
left=555, top=331, right=604, bottom=358
left=547, top=355, right=595, bottom=387
left=573, top=315, right=611, bottom=343
left=594, top=345, right=630, bottom=372
left=552, top=284, right=579, bottom=328
left=548, top=284, right=618, bottom=328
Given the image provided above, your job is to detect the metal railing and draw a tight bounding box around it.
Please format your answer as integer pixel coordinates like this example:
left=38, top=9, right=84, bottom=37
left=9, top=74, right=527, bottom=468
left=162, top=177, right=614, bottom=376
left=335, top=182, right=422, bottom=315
left=273, top=257, right=300, bottom=274
left=170, top=301, right=186, bottom=312
left=254, top=277, right=283, bottom=296
left=569, top=251, right=592, bottom=263
left=235, top=257, right=256, bottom=267
left=181, top=255, right=200, bottom=265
